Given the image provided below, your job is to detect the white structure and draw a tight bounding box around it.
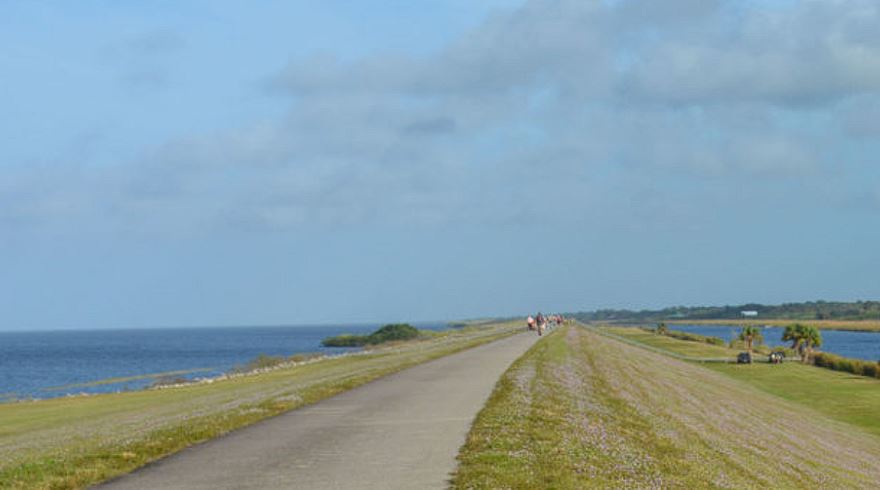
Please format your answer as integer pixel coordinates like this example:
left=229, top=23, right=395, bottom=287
left=741, top=310, right=758, bottom=317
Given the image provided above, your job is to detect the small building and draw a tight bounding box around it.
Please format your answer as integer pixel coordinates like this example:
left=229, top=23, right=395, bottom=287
left=741, top=310, right=758, bottom=317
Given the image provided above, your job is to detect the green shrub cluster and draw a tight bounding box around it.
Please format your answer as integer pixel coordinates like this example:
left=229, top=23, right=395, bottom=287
left=812, top=352, right=880, bottom=379
left=322, top=323, right=421, bottom=347
left=366, top=323, right=420, bottom=343
left=320, top=334, right=365, bottom=347
left=660, top=329, right=726, bottom=346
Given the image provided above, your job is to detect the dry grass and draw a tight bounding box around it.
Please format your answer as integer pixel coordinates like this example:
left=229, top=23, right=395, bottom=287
left=598, top=324, right=880, bottom=439
left=454, top=325, right=880, bottom=489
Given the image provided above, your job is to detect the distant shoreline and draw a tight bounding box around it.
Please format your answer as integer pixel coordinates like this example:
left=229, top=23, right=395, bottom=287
left=663, top=318, right=880, bottom=332
left=0, top=320, right=458, bottom=334
left=0, top=323, right=456, bottom=401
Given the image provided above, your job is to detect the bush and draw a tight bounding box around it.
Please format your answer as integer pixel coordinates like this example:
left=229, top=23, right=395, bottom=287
left=247, top=354, right=286, bottom=370
left=366, top=324, right=420, bottom=344
left=321, top=334, right=368, bottom=347
left=662, top=329, right=725, bottom=347
left=812, top=352, right=880, bottom=379
left=322, top=323, right=421, bottom=347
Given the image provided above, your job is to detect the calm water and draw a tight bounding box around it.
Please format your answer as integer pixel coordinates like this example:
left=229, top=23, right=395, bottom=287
left=670, top=324, right=880, bottom=361
left=0, top=323, right=448, bottom=401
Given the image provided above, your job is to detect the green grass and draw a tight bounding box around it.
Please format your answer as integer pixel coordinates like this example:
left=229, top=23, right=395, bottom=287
left=599, top=325, right=880, bottom=439
left=41, top=368, right=215, bottom=392
left=0, top=322, right=520, bottom=490
left=601, top=326, right=737, bottom=359
left=707, top=362, right=880, bottom=437
left=454, top=325, right=880, bottom=489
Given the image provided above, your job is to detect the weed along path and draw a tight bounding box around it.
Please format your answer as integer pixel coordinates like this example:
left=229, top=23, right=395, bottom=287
left=96, top=331, right=537, bottom=490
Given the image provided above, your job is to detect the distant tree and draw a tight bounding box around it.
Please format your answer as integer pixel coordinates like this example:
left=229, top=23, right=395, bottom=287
left=365, top=323, right=419, bottom=344
left=656, top=322, right=669, bottom=335
left=782, top=323, right=806, bottom=357
left=322, top=323, right=420, bottom=348
left=738, top=325, right=764, bottom=354
left=781, top=323, right=823, bottom=362
left=801, top=325, right=823, bottom=364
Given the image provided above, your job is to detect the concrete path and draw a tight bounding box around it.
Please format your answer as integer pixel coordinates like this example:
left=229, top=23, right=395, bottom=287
left=97, top=331, right=537, bottom=490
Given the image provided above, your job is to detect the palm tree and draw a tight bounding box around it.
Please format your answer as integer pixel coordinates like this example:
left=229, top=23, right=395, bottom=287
left=782, top=323, right=806, bottom=358
left=738, top=325, right=764, bottom=354
left=782, top=324, right=823, bottom=363
left=656, top=322, right=669, bottom=335
left=801, top=325, right=823, bottom=364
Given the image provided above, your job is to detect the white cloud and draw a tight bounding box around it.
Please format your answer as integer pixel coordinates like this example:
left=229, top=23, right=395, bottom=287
left=5, top=0, right=879, bottom=234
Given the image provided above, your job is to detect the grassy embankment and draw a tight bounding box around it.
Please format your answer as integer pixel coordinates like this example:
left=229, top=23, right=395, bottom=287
left=604, top=326, right=880, bottom=438
left=671, top=319, right=880, bottom=332
left=600, top=326, right=736, bottom=361
left=453, top=325, right=880, bottom=489
left=0, top=322, right=519, bottom=490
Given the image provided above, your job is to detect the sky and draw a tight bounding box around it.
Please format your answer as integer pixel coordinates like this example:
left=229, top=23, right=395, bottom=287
left=1, top=0, right=879, bottom=330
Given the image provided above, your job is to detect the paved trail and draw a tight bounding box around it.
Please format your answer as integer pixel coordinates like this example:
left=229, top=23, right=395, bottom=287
left=98, top=331, right=537, bottom=490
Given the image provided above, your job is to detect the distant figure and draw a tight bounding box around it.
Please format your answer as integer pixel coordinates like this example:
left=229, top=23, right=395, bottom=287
left=536, top=312, right=546, bottom=336
left=527, top=315, right=536, bottom=331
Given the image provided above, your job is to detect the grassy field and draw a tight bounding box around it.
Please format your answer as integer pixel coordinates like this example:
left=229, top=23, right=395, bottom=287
left=453, top=325, right=880, bottom=489
left=599, top=325, right=880, bottom=439
left=0, top=322, right=519, bottom=490
left=600, top=326, right=737, bottom=360
left=670, top=319, right=880, bottom=332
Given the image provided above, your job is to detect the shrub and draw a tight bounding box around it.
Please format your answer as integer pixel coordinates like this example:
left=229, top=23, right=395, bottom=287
left=247, top=354, right=286, bottom=370
left=662, top=329, right=725, bottom=347
left=321, top=334, right=368, bottom=347
left=851, top=361, right=864, bottom=376
left=322, top=323, right=421, bottom=348
left=811, top=352, right=880, bottom=380
left=365, top=323, right=420, bottom=344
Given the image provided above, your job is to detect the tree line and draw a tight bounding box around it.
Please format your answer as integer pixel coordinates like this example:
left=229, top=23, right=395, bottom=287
left=573, top=300, right=880, bottom=322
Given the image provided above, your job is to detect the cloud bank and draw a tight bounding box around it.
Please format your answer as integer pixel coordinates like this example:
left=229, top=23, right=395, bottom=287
left=5, top=0, right=880, bottom=234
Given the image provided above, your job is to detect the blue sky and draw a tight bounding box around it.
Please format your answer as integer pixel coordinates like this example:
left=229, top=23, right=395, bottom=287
left=2, top=0, right=879, bottom=330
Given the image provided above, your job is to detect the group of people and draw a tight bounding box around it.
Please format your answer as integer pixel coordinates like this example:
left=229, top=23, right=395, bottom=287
left=526, top=312, right=565, bottom=336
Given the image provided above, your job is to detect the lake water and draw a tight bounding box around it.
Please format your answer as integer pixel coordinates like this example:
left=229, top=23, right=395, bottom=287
left=669, top=324, right=880, bottom=362
left=0, top=323, right=449, bottom=401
